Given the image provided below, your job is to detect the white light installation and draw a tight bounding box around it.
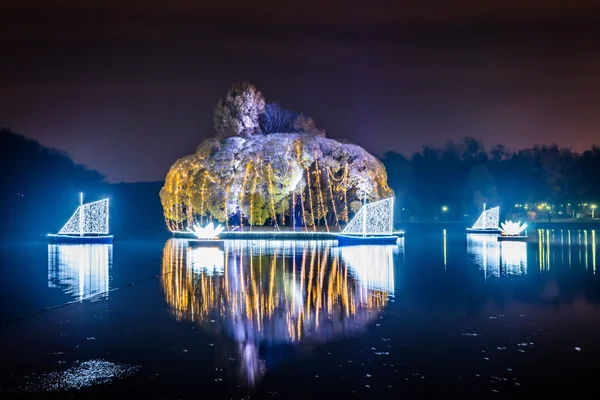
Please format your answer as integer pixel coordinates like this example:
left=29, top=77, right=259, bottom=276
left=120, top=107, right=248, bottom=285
left=187, top=222, right=224, bottom=239
left=341, top=197, right=394, bottom=235
left=471, top=206, right=500, bottom=230
left=48, top=244, right=111, bottom=300
left=500, top=220, right=527, bottom=236
left=186, top=246, right=225, bottom=275
left=58, top=199, right=109, bottom=235
left=339, top=245, right=395, bottom=295
left=499, top=242, right=527, bottom=275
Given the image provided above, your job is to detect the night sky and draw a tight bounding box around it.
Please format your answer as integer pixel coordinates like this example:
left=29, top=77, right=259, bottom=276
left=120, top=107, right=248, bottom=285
left=2, top=1, right=600, bottom=182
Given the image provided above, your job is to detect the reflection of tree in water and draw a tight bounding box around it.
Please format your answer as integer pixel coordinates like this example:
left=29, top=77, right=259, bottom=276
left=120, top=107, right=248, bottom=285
left=161, top=239, right=393, bottom=386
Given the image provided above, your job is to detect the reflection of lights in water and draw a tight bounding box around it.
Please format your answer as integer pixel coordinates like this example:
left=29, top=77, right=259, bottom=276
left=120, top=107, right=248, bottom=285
left=467, top=234, right=499, bottom=278
left=593, top=230, right=597, bottom=274
left=186, top=246, right=224, bottom=275
left=338, top=245, right=395, bottom=296
left=499, top=242, right=527, bottom=275
left=48, top=244, right=111, bottom=300
left=467, top=235, right=528, bottom=278
left=443, top=229, right=447, bottom=267
left=537, top=229, right=597, bottom=272
left=584, top=230, right=589, bottom=270
left=161, top=238, right=394, bottom=386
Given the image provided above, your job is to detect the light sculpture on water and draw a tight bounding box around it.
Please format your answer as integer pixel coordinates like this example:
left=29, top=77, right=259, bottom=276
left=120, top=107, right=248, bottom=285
left=188, top=222, right=224, bottom=239
left=341, top=197, right=394, bottom=235
left=58, top=198, right=109, bottom=235
left=500, top=220, right=527, bottom=236
left=470, top=206, right=500, bottom=230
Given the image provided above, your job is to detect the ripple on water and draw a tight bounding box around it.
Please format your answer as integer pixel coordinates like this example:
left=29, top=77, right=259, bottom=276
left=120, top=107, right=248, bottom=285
left=2, top=359, right=139, bottom=392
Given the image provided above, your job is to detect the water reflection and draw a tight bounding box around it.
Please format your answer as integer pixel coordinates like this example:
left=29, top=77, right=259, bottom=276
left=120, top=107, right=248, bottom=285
left=536, top=229, right=598, bottom=272
left=48, top=244, right=112, bottom=300
left=161, top=239, right=394, bottom=386
left=466, top=234, right=527, bottom=278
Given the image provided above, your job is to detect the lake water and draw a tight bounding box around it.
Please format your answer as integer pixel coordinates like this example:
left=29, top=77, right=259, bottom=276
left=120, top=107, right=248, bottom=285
left=0, top=228, right=599, bottom=397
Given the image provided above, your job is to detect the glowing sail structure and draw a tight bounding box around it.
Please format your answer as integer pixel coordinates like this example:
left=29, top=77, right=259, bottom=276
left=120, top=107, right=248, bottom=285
left=48, top=193, right=113, bottom=243
left=338, top=197, right=399, bottom=245
left=466, top=206, right=501, bottom=234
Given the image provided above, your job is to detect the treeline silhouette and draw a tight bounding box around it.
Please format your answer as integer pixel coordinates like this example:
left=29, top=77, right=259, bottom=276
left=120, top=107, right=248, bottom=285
left=0, top=128, right=165, bottom=238
left=3, top=128, right=599, bottom=237
left=382, top=137, right=600, bottom=221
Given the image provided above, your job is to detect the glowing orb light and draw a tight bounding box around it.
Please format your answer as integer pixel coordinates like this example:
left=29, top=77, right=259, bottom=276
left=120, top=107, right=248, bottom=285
left=187, top=222, right=224, bottom=239
left=500, top=220, right=527, bottom=236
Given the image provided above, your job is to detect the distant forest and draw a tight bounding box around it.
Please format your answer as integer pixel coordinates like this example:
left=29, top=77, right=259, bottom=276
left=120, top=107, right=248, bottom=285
left=383, top=137, right=600, bottom=221
left=2, top=128, right=599, bottom=238
left=0, top=128, right=164, bottom=237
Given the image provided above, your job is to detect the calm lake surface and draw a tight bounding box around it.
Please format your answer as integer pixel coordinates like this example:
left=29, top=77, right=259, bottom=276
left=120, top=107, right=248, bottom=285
left=1, top=228, right=599, bottom=397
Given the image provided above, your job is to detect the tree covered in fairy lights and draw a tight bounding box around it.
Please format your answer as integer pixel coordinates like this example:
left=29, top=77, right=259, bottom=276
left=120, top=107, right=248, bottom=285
left=160, top=82, right=393, bottom=231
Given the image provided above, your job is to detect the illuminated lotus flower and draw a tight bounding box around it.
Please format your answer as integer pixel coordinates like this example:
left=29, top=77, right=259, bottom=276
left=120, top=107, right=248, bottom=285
left=188, top=222, right=224, bottom=239
left=500, top=220, right=527, bottom=236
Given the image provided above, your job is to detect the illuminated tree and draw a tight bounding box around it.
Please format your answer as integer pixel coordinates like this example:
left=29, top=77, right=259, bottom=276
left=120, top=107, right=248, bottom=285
left=160, top=133, right=393, bottom=230
left=213, top=82, right=265, bottom=138
left=162, top=83, right=393, bottom=230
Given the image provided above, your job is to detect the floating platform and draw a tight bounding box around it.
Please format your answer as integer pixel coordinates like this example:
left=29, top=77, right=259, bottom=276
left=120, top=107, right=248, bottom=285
left=188, top=239, right=225, bottom=249
left=47, top=234, right=113, bottom=244
left=214, top=231, right=338, bottom=240
left=497, top=235, right=528, bottom=242
left=466, top=228, right=502, bottom=234
left=336, top=234, right=400, bottom=246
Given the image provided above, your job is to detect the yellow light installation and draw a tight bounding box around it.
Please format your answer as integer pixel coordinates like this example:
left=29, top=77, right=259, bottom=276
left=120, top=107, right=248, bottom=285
left=266, top=164, right=279, bottom=230
left=305, top=167, right=316, bottom=231
left=160, top=134, right=393, bottom=232
left=313, top=154, right=329, bottom=232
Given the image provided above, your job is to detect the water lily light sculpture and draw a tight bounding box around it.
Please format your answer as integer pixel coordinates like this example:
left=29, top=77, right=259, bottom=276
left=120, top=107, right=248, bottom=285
left=500, top=220, right=527, bottom=236
left=188, top=222, right=224, bottom=239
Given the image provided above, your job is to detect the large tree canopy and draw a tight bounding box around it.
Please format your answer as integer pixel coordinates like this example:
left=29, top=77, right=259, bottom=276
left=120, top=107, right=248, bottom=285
left=162, top=83, right=393, bottom=230
left=161, top=135, right=392, bottom=230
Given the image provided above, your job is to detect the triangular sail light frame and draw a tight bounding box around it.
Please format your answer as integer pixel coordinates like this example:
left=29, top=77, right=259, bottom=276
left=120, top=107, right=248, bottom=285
left=471, top=206, right=500, bottom=230
left=341, top=197, right=394, bottom=235
left=58, top=199, right=109, bottom=235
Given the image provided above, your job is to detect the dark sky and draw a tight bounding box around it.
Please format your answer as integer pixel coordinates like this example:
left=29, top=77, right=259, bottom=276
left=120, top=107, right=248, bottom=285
left=2, top=1, right=600, bottom=182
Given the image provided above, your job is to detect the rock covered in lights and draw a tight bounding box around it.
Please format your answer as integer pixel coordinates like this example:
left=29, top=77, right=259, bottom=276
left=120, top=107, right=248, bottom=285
left=160, top=132, right=393, bottom=226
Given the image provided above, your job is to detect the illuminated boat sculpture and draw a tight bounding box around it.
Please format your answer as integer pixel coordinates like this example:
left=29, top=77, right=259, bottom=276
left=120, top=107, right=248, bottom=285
left=336, top=197, right=401, bottom=246
left=497, top=220, right=528, bottom=241
left=187, top=222, right=225, bottom=248
left=48, top=193, right=112, bottom=244
left=466, top=205, right=502, bottom=234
